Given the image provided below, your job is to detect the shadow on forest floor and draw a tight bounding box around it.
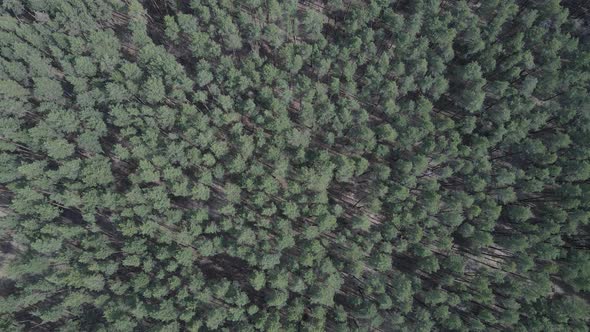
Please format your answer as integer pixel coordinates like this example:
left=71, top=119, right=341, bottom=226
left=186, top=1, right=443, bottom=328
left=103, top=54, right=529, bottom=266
left=0, top=207, right=17, bottom=296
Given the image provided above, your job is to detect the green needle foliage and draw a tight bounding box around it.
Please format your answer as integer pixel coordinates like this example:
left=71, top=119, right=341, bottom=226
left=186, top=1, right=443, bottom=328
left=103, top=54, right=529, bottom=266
left=0, top=0, right=589, bottom=331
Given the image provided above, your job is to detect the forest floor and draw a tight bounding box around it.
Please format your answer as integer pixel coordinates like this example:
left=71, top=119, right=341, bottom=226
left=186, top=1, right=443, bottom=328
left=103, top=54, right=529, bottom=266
left=0, top=208, right=17, bottom=296
left=0, top=209, right=9, bottom=272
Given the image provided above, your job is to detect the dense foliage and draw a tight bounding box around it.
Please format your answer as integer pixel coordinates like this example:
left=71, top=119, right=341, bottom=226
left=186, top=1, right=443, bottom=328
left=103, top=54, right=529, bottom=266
left=1, top=0, right=589, bottom=330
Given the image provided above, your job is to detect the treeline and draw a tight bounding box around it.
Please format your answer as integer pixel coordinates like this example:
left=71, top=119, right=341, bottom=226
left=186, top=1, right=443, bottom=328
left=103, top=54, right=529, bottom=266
left=0, top=0, right=589, bottom=331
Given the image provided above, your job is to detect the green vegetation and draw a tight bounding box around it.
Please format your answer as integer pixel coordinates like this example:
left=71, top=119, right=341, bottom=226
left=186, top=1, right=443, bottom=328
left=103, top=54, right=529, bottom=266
left=1, top=0, right=589, bottom=330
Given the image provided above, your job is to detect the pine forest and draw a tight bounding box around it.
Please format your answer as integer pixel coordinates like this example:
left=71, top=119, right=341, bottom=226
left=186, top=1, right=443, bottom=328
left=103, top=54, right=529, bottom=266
left=0, top=0, right=590, bottom=331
